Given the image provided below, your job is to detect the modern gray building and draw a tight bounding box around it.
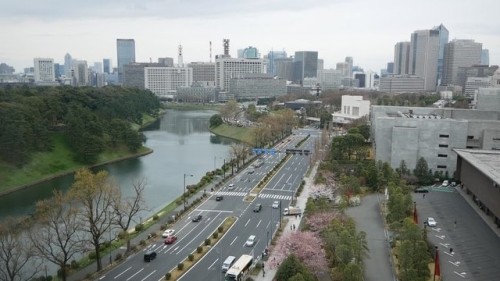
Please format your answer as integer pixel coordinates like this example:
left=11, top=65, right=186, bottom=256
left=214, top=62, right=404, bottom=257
left=215, top=57, right=266, bottom=92
left=481, top=49, right=490, bottom=65
left=457, top=65, right=498, bottom=95
left=476, top=88, right=500, bottom=111
left=372, top=105, right=500, bottom=176
left=275, top=57, right=293, bottom=81
left=123, top=62, right=163, bottom=89
left=443, top=39, right=482, bottom=86
left=394, top=42, right=410, bottom=75
left=117, top=39, right=136, bottom=83
left=158, top=57, right=174, bottom=67
left=409, top=29, right=440, bottom=91
left=379, top=75, right=425, bottom=93
left=103, top=59, right=111, bottom=74
left=229, top=73, right=286, bottom=99
left=432, top=24, right=449, bottom=85
left=188, top=62, right=216, bottom=87
left=266, top=50, right=288, bottom=75
left=293, top=51, right=318, bottom=84
left=177, top=83, right=218, bottom=103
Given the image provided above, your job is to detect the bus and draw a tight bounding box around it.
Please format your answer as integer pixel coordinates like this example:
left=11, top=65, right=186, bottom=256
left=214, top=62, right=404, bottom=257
left=225, top=254, right=253, bottom=281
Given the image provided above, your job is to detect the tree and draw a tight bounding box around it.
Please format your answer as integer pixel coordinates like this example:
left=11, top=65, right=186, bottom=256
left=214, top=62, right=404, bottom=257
left=343, top=263, right=363, bottom=281
left=219, top=99, right=239, bottom=120
left=275, top=255, right=316, bottom=281
left=305, top=212, right=337, bottom=233
left=0, top=217, right=40, bottom=281
left=209, top=114, right=223, bottom=128
left=112, top=177, right=147, bottom=253
left=30, top=190, right=84, bottom=281
left=69, top=168, right=119, bottom=272
left=414, top=157, right=431, bottom=184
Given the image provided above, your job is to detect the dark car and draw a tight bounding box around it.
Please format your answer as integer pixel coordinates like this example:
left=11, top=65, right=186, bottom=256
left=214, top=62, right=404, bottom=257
left=164, top=235, right=177, bottom=244
left=216, top=195, right=224, bottom=201
left=144, top=251, right=157, bottom=262
left=414, top=187, right=429, bottom=193
left=253, top=203, right=262, bottom=212
left=192, top=214, right=203, bottom=222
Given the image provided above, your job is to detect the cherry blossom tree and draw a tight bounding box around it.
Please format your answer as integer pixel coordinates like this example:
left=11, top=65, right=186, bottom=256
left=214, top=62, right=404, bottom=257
left=305, top=212, right=337, bottom=233
left=270, top=231, right=327, bottom=273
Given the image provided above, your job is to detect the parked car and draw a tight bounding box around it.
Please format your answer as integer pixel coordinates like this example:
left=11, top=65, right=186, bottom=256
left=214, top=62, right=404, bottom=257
left=192, top=214, right=203, bottom=222
left=253, top=203, right=262, bottom=212
left=272, top=201, right=280, bottom=209
left=164, top=235, right=177, bottom=244
left=441, top=180, right=449, bottom=187
left=414, top=187, right=429, bottom=193
left=245, top=235, right=256, bottom=247
left=161, top=229, right=175, bottom=238
left=216, top=195, right=224, bottom=201
left=425, top=217, right=437, bottom=227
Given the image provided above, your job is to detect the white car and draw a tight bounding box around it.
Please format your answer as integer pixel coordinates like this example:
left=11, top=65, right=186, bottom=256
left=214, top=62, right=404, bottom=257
left=426, top=217, right=437, bottom=227
left=441, top=180, right=449, bottom=187
left=228, top=183, right=235, bottom=190
left=245, top=235, right=256, bottom=247
left=272, top=201, right=280, bottom=209
left=162, top=229, right=175, bottom=238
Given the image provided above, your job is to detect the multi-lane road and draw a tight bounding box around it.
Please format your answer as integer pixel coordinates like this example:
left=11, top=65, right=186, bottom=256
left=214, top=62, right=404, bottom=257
left=98, top=129, right=319, bottom=281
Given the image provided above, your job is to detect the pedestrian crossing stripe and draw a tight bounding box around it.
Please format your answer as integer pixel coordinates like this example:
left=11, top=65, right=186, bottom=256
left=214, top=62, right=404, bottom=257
left=215, top=191, right=247, bottom=196
left=258, top=194, right=292, bottom=200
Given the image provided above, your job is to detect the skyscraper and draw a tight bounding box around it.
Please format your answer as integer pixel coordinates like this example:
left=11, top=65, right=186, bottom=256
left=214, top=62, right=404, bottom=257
left=34, top=58, right=55, bottom=82
left=103, top=59, right=111, bottom=74
left=481, top=49, right=490, bottom=65
left=432, top=24, right=449, bottom=85
left=394, top=42, right=410, bottom=75
left=117, top=39, right=136, bottom=83
left=64, top=53, right=72, bottom=77
left=409, top=29, right=440, bottom=91
left=345, top=56, right=353, bottom=77
left=242, top=47, right=260, bottom=59
left=266, top=50, right=287, bottom=75
left=442, top=39, right=482, bottom=86
left=293, top=51, right=318, bottom=84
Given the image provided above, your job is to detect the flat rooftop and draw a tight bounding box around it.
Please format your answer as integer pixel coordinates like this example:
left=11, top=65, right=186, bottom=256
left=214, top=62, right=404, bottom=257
left=454, top=149, right=500, bottom=185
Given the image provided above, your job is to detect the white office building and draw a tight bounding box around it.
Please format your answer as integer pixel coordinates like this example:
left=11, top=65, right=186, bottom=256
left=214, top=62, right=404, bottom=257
left=332, top=95, right=370, bottom=125
left=215, top=57, right=266, bottom=92
left=144, top=67, right=193, bottom=97
left=317, top=69, right=343, bottom=90
left=34, top=58, right=55, bottom=82
left=409, top=29, right=440, bottom=91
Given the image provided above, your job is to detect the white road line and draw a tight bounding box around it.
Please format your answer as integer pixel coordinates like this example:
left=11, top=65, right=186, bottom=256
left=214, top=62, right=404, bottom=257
left=114, top=266, right=132, bottom=279
left=141, top=270, right=156, bottom=281
left=175, top=213, right=222, bottom=255
left=196, top=209, right=234, bottom=213
left=245, top=218, right=251, bottom=227
left=256, top=219, right=262, bottom=228
left=126, top=268, right=144, bottom=281
left=453, top=271, right=467, bottom=278
left=230, top=236, right=238, bottom=246
left=266, top=221, right=271, bottom=229
left=208, top=258, right=219, bottom=270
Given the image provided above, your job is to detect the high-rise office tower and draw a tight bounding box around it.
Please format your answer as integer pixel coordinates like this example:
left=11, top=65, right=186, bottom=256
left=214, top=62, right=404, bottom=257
left=215, top=57, right=266, bottom=91
left=293, top=51, right=318, bottom=84
left=103, top=59, right=111, bottom=74
left=394, top=42, right=410, bottom=75
left=442, top=39, right=482, bottom=86
left=336, top=62, right=350, bottom=77
left=242, top=47, right=260, bottom=59
left=481, top=49, right=490, bottom=65
left=73, top=60, right=89, bottom=86
left=409, top=29, right=440, bottom=91
left=117, top=39, right=136, bottom=83
left=34, top=58, right=55, bottom=82
left=345, top=57, right=353, bottom=77
left=93, top=62, right=103, bottom=74
left=64, top=53, right=72, bottom=77
left=274, top=57, right=293, bottom=81
left=266, top=50, right=287, bottom=75
left=317, top=59, right=324, bottom=71
left=188, top=62, right=216, bottom=87
left=387, top=62, right=394, bottom=74
left=432, top=24, right=449, bottom=85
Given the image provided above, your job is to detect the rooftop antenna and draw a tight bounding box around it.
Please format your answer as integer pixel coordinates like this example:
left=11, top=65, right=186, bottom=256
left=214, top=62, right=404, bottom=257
left=223, top=39, right=230, bottom=57
left=209, top=41, right=212, bottom=63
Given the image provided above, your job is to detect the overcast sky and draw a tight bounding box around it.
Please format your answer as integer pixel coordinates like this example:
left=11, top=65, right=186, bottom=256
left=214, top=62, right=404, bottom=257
left=1, top=0, right=499, bottom=73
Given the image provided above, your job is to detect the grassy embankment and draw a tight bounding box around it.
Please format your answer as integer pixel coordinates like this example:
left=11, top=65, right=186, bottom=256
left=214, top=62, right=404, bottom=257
left=209, top=124, right=255, bottom=145
left=0, top=113, right=158, bottom=194
left=164, top=103, right=221, bottom=111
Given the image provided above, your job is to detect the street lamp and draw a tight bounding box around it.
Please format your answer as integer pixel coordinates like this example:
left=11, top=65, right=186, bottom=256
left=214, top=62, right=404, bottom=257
left=184, top=173, right=193, bottom=210
left=108, top=211, right=112, bottom=265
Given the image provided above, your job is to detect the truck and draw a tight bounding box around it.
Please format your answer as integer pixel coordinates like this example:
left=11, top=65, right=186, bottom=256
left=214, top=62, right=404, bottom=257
left=283, top=206, right=302, bottom=216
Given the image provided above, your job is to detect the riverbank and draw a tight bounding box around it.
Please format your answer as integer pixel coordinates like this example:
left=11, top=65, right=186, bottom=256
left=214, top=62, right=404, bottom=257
left=209, top=124, right=255, bottom=145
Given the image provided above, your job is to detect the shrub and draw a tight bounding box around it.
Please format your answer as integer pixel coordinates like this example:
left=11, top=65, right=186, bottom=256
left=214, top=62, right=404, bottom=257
left=115, top=253, right=123, bottom=261
left=218, top=226, right=223, bottom=233
left=177, top=263, right=184, bottom=270
left=140, top=240, right=146, bottom=246
left=160, top=224, right=166, bottom=230
left=176, top=199, right=183, bottom=206
left=153, top=214, right=159, bottom=220
left=135, top=223, right=144, bottom=232
left=197, top=246, right=203, bottom=253
left=212, top=232, right=218, bottom=239
left=165, top=272, right=171, bottom=280
left=188, top=254, right=194, bottom=261
left=88, top=251, right=97, bottom=260
left=130, top=245, right=137, bottom=251
left=204, top=238, right=211, bottom=246
left=118, top=231, right=128, bottom=240
left=150, top=232, right=157, bottom=238
left=70, top=260, right=78, bottom=269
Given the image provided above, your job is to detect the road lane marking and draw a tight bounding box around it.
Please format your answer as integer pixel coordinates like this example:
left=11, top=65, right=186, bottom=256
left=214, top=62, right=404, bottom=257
left=126, top=268, right=144, bottom=281
left=245, top=218, right=251, bottom=227
left=435, top=235, right=445, bottom=240
left=449, top=261, right=461, bottom=267
left=175, top=213, right=222, bottom=255
left=230, top=236, right=238, bottom=245
left=454, top=271, right=466, bottom=278
left=266, top=221, right=271, bottom=229
left=208, top=258, right=219, bottom=270
left=196, top=209, right=234, bottom=213
left=141, top=270, right=156, bottom=281
left=114, top=266, right=133, bottom=279
left=256, top=219, right=262, bottom=228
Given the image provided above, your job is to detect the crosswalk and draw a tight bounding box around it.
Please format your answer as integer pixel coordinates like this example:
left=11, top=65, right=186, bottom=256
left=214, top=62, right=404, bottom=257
left=214, top=191, right=292, bottom=200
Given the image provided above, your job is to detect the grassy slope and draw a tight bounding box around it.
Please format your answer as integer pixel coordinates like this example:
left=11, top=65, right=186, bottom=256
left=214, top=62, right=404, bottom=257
left=210, top=124, right=255, bottom=145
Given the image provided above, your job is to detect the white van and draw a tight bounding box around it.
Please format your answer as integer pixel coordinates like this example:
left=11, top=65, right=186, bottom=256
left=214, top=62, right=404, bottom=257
left=222, top=256, right=236, bottom=272
left=245, top=235, right=256, bottom=247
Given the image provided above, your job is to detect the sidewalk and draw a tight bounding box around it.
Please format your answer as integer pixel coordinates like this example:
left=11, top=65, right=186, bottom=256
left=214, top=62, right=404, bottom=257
left=68, top=177, right=224, bottom=281
left=253, top=163, right=317, bottom=281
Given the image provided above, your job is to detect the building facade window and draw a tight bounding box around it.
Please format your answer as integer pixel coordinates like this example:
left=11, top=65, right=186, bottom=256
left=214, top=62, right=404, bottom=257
left=438, top=144, right=448, bottom=148
left=437, top=165, right=447, bottom=169
left=439, top=134, right=449, bottom=138
left=438, top=154, right=447, bottom=157
left=467, top=135, right=474, bottom=139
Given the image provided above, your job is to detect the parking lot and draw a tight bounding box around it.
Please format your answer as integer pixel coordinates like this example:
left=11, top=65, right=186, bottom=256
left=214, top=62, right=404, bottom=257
left=413, top=186, right=500, bottom=281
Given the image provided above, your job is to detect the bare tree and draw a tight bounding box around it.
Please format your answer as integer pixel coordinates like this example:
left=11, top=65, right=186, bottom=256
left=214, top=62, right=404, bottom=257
left=69, top=168, right=118, bottom=272
left=30, top=190, right=84, bottom=281
left=112, top=177, right=147, bottom=253
left=0, top=217, right=40, bottom=281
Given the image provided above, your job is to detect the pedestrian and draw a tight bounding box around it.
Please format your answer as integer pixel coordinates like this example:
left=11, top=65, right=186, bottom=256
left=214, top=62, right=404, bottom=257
left=454, top=220, right=457, bottom=228
left=450, top=247, right=453, bottom=254
left=293, top=224, right=296, bottom=230
left=290, top=225, right=293, bottom=230
left=423, top=193, right=426, bottom=199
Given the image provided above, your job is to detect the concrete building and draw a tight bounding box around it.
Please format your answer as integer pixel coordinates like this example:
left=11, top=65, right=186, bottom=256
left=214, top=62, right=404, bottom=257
left=432, top=24, right=449, bottom=85
left=394, top=42, right=410, bottom=75
left=476, top=88, right=500, bottom=111
left=275, top=57, right=293, bottom=81
left=240, top=46, right=260, bottom=59
left=492, top=69, right=500, bottom=88
left=317, top=69, right=343, bottom=90
left=176, top=83, right=218, bottom=103
left=64, top=53, right=72, bottom=77
left=481, top=49, right=490, bottom=65
left=293, top=51, right=318, bottom=84
left=454, top=149, right=500, bottom=227
left=215, top=57, right=266, bottom=92
left=266, top=50, right=287, bottom=75
left=123, top=62, right=163, bottom=89
left=229, top=73, right=286, bottom=99
left=144, top=67, right=192, bottom=97
left=158, top=57, right=174, bottom=67
left=188, top=62, right=216, bottom=87
left=465, top=77, right=491, bottom=97
left=443, top=39, right=482, bottom=86
left=73, top=60, right=89, bottom=86
left=387, top=62, right=394, bottom=74
left=103, top=59, right=111, bottom=74
left=345, top=57, right=353, bottom=78
left=117, top=39, right=136, bottom=83
left=409, top=29, right=440, bottom=91
left=34, top=58, right=55, bottom=82
left=379, top=75, right=425, bottom=93
left=457, top=65, right=498, bottom=95
left=372, top=105, right=500, bottom=175
left=336, top=62, right=350, bottom=77
left=332, top=95, right=370, bottom=125
left=284, top=99, right=322, bottom=110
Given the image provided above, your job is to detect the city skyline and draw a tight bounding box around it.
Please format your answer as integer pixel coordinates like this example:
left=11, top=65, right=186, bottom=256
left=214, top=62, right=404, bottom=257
left=1, top=0, right=499, bottom=73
